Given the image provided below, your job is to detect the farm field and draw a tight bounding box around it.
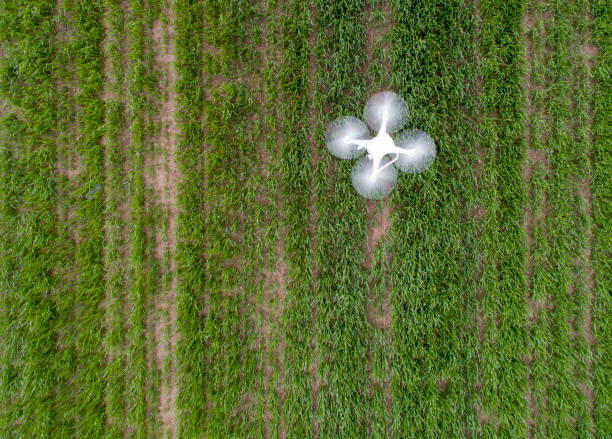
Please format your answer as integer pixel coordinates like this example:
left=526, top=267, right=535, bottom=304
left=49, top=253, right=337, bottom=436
left=0, top=0, right=609, bottom=437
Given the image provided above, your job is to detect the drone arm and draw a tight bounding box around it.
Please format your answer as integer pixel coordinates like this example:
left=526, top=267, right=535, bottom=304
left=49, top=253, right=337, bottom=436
left=378, top=111, right=388, bottom=135
left=376, top=153, right=399, bottom=173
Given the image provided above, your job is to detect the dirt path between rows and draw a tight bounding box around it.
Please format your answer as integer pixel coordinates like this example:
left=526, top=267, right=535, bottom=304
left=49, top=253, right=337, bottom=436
left=472, top=0, right=489, bottom=429
left=152, top=5, right=179, bottom=437
left=521, top=4, right=540, bottom=435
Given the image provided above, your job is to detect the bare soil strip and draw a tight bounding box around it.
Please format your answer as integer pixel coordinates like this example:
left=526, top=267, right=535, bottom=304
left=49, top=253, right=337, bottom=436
left=152, top=5, right=179, bottom=437
left=255, top=5, right=283, bottom=436
left=364, top=201, right=391, bottom=272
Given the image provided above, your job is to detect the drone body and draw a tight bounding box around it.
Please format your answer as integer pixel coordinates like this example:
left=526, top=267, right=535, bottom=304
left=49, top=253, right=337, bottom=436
left=325, top=91, right=436, bottom=199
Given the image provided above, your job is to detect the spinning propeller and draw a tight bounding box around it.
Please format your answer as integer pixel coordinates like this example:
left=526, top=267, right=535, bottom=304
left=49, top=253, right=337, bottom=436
left=325, top=91, right=436, bottom=199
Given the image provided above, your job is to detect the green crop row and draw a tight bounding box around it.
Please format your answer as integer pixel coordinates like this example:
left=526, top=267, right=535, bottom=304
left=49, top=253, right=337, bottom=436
left=477, top=1, right=529, bottom=436
left=102, top=0, right=127, bottom=438
left=524, top=2, right=553, bottom=437
left=312, top=1, right=371, bottom=438
left=275, top=1, right=314, bottom=437
left=68, top=1, right=108, bottom=436
left=173, top=1, right=207, bottom=437
left=53, top=1, right=81, bottom=435
left=540, top=1, right=593, bottom=436
left=0, top=2, right=63, bottom=436
left=125, top=0, right=152, bottom=436
left=591, top=0, right=610, bottom=436
left=388, top=0, right=481, bottom=437
left=260, top=0, right=283, bottom=436
left=200, top=0, right=263, bottom=436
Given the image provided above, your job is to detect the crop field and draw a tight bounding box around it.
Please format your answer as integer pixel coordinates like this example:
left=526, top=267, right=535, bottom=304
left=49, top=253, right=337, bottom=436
left=0, top=0, right=609, bottom=438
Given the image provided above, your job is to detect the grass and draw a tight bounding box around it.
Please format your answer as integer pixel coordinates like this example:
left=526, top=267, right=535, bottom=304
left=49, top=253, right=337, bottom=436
left=591, top=0, right=611, bottom=436
left=388, top=0, right=480, bottom=436
left=200, top=0, right=263, bottom=436
left=102, top=1, right=127, bottom=437
left=311, top=2, right=373, bottom=438
left=0, top=0, right=607, bottom=437
left=70, top=0, right=108, bottom=436
left=173, top=1, right=207, bottom=436
left=277, top=1, right=314, bottom=437
left=524, top=2, right=554, bottom=436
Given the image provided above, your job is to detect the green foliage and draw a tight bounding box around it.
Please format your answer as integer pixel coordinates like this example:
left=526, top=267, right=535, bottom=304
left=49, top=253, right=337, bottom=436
left=476, top=0, right=530, bottom=436
left=276, top=1, right=316, bottom=438
left=0, top=1, right=61, bottom=437
left=69, top=1, right=108, bottom=436
left=388, top=0, right=481, bottom=437
left=173, top=1, right=207, bottom=437
left=591, top=0, right=611, bottom=436
left=0, top=1, right=607, bottom=437
left=103, top=1, right=127, bottom=438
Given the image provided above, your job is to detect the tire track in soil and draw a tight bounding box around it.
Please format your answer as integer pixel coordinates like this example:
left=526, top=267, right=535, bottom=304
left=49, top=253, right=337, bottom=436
left=151, top=4, right=179, bottom=437
left=255, top=3, right=285, bottom=436
left=521, top=3, right=541, bottom=436
left=522, top=2, right=553, bottom=437
left=101, top=0, right=129, bottom=437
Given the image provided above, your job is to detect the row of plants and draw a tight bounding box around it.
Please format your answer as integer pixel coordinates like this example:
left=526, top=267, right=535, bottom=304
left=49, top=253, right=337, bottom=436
left=200, top=0, right=264, bottom=436
left=388, top=0, right=481, bottom=436
left=0, top=2, right=62, bottom=436
left=259, top=0, right=284, bottom=436
left=125, top=0, right=165, bottom=436
left=276, top=0, right=315, bottom=437
left=69, top=1, right=108, bottom=436
left=592, top=0, right=611, bottom=433
left=477, top=0, right=529, bottom=436
left=102, top=1, right=128, bottom=437
left=173, top=1, right=207, bottom=436
left=365, top=2, right=392, bottom=436
left=540, top=1, right=593, bottom=436
left=311, top=1, right=371, bottom=437
left=524, top=1, right=553, bottom=436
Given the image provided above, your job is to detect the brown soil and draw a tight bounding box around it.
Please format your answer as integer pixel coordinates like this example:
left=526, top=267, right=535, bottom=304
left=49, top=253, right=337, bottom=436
left=437, top=379, right=448, bottom=393
left=255, top=6, right=287, bottom=436
left=151, top=6, right=179, bottom=437
left=581, top=43, right=599, bottom=68
left=363, top=200, right=391, bottom=272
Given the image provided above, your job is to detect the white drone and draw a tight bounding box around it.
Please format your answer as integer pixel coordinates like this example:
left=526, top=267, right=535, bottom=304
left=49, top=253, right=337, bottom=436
left=325, top=91, right=436, bottom=199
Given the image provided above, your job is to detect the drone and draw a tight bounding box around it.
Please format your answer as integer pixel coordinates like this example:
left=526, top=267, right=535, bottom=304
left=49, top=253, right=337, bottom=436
left=325, top=91, right=436, bottom=199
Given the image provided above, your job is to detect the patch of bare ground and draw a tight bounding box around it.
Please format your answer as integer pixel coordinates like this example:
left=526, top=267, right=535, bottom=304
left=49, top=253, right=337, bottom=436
left=253, top=5, right=285, bottom=437
left=364, top=198, right=391, bottom=436
left=472, top=0, right=489, bottom=430
left=363, top=200, right=391, bottom=272
left=264, top=234, right=287, bottom=439
left=522, top=3, right=553, bottom=436
left=151, top=7, right=179, bottom=438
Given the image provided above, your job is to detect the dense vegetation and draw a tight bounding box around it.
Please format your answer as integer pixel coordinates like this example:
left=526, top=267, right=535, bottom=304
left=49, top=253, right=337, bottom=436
left=0, top=0, right=608, bottom=438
